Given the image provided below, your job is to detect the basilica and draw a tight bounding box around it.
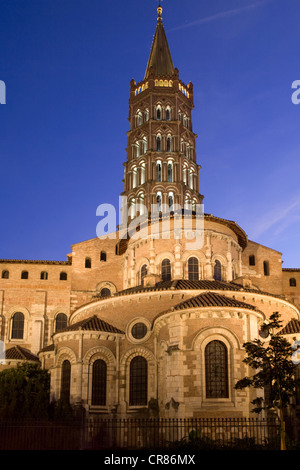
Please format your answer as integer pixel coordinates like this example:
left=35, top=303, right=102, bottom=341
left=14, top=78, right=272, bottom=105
left=1, top=6, right=300, bottom=419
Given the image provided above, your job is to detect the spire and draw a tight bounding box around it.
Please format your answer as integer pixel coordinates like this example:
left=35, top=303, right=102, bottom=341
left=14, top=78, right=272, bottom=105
left=144, top=4, right=175, bottom=80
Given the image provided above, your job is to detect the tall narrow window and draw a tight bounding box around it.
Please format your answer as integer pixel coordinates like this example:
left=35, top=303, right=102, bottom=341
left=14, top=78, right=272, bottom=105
left=188, top=257, right=199, bottom=281
left=156, top=161, right=162, bottom=181
left=141, top=264, right=148, bottom=286
left=213, top=260, right=222, bottom=281
left=156, top=135, right=161, bottom=152
left=100, top=251, right=107, bottom=262
left=161, top=258, right=171, bottom=282
left=2, top=270, right=9, bottom=279
left=92, top=359, right=107, bottom=406
left=156, top=106, right=161, bottom=120
left=168, top=192, right=174, bottom=210
left=167, top=162, right=173, bottom=181
left=11, top=312, right=24, bottom=339
left=205, top=340, right=229, bottom=398
left=263, top=261, right=270, bottom=276
left=85, top=257, right=92, bottom=269
left=249, top=255, right=256, bottom=266
left=167, top=136, right=172, bottom=152
left=166, top=107, right=171, bottom=121
left=55, top=313, right=68, bottom=332
left=156, top=192, right=162, bottom=212
left=129, top=356, right=147, bottom=406
left=60, top=360, right=71, bottom=403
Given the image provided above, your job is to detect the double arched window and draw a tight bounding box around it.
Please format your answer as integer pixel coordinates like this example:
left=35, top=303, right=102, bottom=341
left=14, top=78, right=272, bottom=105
left=129, top=356, right=148, bottom=406
left=205, top=340, right=229, bottom=398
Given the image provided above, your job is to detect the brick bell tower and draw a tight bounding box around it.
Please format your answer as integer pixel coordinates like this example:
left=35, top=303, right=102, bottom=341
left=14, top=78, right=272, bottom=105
left=121, top=4, right=203, bottom=224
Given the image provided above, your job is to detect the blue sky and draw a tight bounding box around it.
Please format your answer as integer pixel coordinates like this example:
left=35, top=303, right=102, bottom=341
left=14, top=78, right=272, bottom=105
left=0, top=0, right=299, bottom=268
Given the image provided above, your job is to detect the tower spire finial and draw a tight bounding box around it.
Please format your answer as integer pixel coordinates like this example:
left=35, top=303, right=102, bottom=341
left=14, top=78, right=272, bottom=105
left=157, top=0, right=163, bottom=20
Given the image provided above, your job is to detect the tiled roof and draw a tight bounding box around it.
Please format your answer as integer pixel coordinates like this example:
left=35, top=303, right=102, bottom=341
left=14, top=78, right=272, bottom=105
left=168, top=292, right=261, bottom=312
left=55, top=315, right=124, bottom=335
left=279, top=319, right=300, bottom=335
left=5, top=345, right=40, bottom=362
left=0, top=259, right=71, bottom=265
left=39, top=343, right=55, bottom=353
left=282, top=268, right=300, bottom=272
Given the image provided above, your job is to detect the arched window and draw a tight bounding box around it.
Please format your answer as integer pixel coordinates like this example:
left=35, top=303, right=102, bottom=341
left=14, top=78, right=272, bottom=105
left=156, top=161, right=162, bottom=181
left=290, top=278, right=297, bottom=287
left=21, top=271, right=28, bottom=280
left=100, top=288, right=111, bottom=298
left=60, top=272, right=67, bottom=281
left=40, top=271, right=48, bottom=280
left=156, top=135, right=161, bottom=152
left=213, top=260, right=222, bottom=281
left=249, top=255, right=256, bottom=266
left=140, top=264, right=148, bottom=286
left=129, top=356, right=147, bottom=406
left=205, top=340, right=229, bottom=398
left=156, top=192, right=162, bottom=212
left=167, top=162, right=173, bottom=181
left=100, top=251, right=107, bottom=262
left=85, top=257, right=92, bottom=269
left=156, top=106, right=162, bottom=120
left=188, top=257, right=199, bottom=281
left=263, top=261, right=270, bottom=276
left=55, top=313, right=68, bottom=332
left=1, top=270, right=9, bottom=279
left=167, top=136, right=172, bottom=152
left=161, top=258, right=171, bottom=282
left=168, top=191, right=174, bottom=210
left=92, top=359, right=107, bottom=406
left=166, top=107, right=171, bottom=121
left=60, top=360, right=71, bottom=403
left=11, top=312, right=25, bottom=339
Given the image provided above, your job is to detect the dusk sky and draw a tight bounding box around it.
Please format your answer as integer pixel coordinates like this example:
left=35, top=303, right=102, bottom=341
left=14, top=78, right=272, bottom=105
left=0, top=0, right=300, bottom=268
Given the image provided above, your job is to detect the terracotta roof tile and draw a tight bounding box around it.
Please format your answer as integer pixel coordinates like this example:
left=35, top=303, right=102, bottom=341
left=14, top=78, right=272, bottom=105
left=279, top=319, right=300, bottom=335
left=5, top=346, right=40, bottom=362
left=55, top=315, right=124, bottom=335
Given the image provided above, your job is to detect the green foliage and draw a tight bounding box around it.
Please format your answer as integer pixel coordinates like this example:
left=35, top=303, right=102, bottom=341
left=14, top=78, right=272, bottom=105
left=235, top=312, right=300, bottom=414
left=0, top=363, right=50, bottom=420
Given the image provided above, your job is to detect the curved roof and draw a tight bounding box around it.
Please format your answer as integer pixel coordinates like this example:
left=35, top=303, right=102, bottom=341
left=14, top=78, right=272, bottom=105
left=53, top=315, right=124, bottom=335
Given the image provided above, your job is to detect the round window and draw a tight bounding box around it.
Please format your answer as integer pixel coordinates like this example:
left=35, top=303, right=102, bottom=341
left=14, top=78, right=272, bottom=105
left=131, top=322, right=147, bottom=340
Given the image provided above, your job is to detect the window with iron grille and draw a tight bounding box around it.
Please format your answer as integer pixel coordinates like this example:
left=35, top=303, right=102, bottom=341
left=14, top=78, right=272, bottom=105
left=188, top=257, right=199, bottom=280
left=129, top=356, right=147, bottom=406
left=161, top=259, right=171, bottom=282
left=11, top=312, right=24, bottom=339
left=92, top=359, right=107, bottom=406
left=55, top=313, right=68, bottom=332
left=205, top=340, right=229, bottom=398
left=60, top=360, right=71, bottom=403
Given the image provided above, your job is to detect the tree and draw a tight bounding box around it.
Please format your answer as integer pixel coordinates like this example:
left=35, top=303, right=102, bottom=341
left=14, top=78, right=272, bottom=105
left=234, top=312, right=300, bottom=450
left=0, top=363, right=50, bottom=420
